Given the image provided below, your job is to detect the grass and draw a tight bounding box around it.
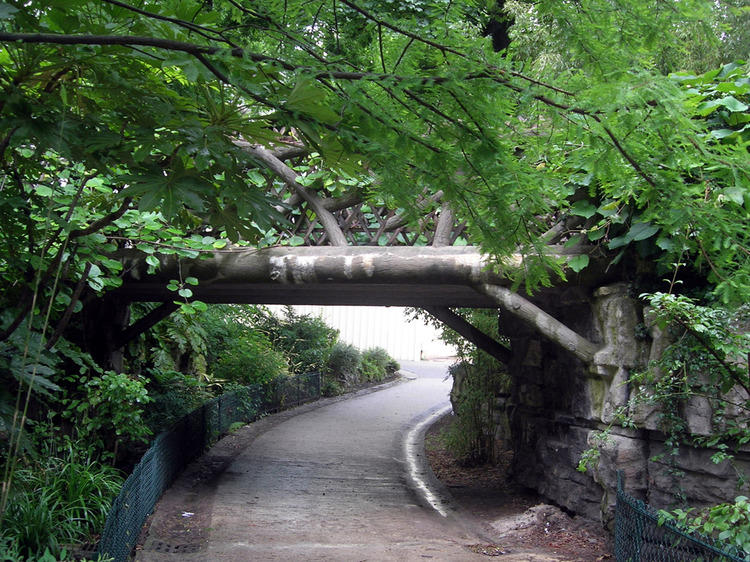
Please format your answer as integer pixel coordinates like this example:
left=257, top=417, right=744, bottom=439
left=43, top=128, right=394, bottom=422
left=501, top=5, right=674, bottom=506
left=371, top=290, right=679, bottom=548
left=0, top=442, right=123, bottom=560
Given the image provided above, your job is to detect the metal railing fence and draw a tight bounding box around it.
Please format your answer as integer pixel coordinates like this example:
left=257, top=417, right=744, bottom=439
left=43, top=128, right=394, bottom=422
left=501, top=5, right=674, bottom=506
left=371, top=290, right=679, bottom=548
left=615, top=471, right=748, bottom=561
left=96, top=373, right=320, bottom=561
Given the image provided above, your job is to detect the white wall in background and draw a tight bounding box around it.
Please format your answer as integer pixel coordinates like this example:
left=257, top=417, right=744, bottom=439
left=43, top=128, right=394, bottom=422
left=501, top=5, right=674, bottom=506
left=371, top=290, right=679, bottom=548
left=267, top=305, right=456, bottom=362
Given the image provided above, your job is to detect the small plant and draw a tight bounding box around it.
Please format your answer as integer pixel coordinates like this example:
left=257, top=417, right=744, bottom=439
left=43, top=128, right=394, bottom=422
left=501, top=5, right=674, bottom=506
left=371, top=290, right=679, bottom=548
left=59, top=371, right=152, bottom=460
left=658, top=496, right=750, bottom=555
left=445, top=361, right=507, bottom=465
left=0, top=442, right=123, bottom=560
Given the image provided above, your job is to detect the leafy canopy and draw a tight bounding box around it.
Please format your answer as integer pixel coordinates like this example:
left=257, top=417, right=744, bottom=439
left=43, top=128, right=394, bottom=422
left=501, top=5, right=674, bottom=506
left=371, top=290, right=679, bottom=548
left=1, top=0, right=748, bottom=307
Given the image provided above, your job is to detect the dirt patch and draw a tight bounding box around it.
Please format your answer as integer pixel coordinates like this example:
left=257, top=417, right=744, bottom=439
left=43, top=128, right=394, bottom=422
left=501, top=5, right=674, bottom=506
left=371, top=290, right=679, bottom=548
left=424, top=413, right=613, bottom=561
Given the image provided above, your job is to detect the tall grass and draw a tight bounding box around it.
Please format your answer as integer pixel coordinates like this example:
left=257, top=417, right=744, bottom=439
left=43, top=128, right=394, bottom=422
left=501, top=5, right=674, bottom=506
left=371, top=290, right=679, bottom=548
left=0, top=442, right=123, bottom=560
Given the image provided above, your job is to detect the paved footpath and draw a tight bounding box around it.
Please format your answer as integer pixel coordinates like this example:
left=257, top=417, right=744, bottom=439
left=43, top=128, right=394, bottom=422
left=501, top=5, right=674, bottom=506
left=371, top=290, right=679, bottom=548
left=137, top=360, right=498, bottom=561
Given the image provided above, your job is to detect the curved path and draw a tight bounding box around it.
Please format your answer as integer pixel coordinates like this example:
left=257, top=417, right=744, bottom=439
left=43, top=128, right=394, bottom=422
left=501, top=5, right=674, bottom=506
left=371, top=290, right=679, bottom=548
left=137, top=360, right=497, bottom=561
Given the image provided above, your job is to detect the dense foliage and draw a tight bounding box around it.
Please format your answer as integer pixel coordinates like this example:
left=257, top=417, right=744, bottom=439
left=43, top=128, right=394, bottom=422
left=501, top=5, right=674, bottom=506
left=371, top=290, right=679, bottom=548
left=0, top=0, right=749, bottom=556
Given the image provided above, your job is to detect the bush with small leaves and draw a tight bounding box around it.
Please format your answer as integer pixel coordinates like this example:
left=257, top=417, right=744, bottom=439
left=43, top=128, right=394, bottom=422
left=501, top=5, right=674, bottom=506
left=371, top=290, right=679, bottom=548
left=358, top=347, right=400, bottom=382
left=212, top=330, right=289, bottom=386
left=327, top=342, right=361, bottom=384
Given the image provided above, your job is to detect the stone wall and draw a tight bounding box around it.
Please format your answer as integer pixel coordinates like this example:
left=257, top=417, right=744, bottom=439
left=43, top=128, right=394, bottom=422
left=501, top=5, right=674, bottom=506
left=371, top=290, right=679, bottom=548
left=496, top=283, right=750, bottom=526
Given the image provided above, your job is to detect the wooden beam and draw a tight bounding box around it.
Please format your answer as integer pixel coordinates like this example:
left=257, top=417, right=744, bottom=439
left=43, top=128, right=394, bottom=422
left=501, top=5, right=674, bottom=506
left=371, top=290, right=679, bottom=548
left=117, top=246, right=501, bottom=302
left=114, top=302, right=179, bottom=349
left=423, top=306, right=511, bottom=364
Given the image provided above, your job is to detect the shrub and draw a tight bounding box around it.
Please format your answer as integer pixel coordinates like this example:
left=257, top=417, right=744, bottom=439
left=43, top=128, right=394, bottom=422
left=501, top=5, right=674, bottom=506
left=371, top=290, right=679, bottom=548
left=143, top=369, right=214, bottom=433
left=327, top=342, right=361, bottom=384
left=321, top=375, right=344, bottom=397
left=251, top=307, right=338, bottom=373
left=359, top=347, right=399, bottom=382
left=445, top=361, right=506, bottom=465
left=59, top=371, right=152, bottom=459
left=212, top=330, right=288, bottom=385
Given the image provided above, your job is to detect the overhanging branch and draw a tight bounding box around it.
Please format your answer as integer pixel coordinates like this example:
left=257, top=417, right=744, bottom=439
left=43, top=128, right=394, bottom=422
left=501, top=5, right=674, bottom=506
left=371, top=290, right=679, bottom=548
left=243, top=144, right=348, bottom=246
left=114, top=302, right=179, bottom=349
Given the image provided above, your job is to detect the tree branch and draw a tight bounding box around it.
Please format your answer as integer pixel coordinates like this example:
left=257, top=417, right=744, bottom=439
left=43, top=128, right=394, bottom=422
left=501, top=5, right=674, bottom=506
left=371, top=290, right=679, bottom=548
left=114, top=302, right=179, bottom=349
left=0, top=32, right=297, bottom=71
left=45, top=262, right=92, bottom=350
left=432, top=202, right=454, bottom=247
left=480, top=283, right=600, bottom=365
left=383, top=191, right=444, bottom=232
left=69, top=197, right=132, bottom=238
left=243, top=145, right=348, bottom=246
left=100, top=0, right=237, bottom=47
left=284, top=189, right=362, bottom=212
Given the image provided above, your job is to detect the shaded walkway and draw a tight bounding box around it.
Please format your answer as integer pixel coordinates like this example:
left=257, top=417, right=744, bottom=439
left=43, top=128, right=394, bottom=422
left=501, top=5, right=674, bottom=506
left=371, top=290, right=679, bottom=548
left=136, top=361, right=493, bottom=561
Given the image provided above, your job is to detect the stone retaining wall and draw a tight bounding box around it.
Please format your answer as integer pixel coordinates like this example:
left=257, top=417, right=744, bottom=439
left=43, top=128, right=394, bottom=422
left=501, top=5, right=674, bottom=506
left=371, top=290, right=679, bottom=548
left=495, top=283, right=750, bottom=526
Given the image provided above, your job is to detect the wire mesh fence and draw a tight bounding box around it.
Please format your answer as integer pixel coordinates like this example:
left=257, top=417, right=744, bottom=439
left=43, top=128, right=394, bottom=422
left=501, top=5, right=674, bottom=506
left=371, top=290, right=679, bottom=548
left=615, top=471, right=748, bottom=561
left=96, top=372, right=321, bottom=562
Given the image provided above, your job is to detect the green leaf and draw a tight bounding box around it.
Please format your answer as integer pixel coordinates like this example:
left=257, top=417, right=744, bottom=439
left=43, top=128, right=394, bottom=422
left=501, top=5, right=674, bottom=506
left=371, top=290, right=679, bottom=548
left=629, top=221, right=659, bottom=241
left=723, top=187, right=746, bottom=205
left=178, top=288, right=193, bottom=298
left=285, top=78, right=341, bottom=124
left=0, top=3, right=18, bottom=19
left=247, top=170, right=266, bottom=187
left=145, top=255, right=159, bottom=267
left=570, top=200, right=598, bottom=219
left=655, top=236, right=674, bottom=251
left=184, top=276, right=199, bottom=286
left=567, top=254, right=590, bottom=273
left=710, top=129, right=737, bottom=140
left=564, top=234, right=585, bottom=248
left=719, top=96, right=749, bottom=112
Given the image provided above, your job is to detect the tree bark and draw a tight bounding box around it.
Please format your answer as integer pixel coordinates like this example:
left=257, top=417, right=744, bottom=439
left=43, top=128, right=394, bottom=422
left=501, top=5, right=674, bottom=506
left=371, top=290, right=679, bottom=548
left=243, top=144, right=348, bottom=246
left=479, top=283, right=599, bottom=364
left=432, top=202, right=454, bottom=247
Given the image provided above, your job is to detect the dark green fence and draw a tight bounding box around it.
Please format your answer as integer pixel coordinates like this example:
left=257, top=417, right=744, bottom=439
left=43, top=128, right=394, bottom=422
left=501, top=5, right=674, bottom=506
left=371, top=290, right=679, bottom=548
left=96, top=373, right=321, bottom=562
left=615, top=472, right=748, bottom=561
